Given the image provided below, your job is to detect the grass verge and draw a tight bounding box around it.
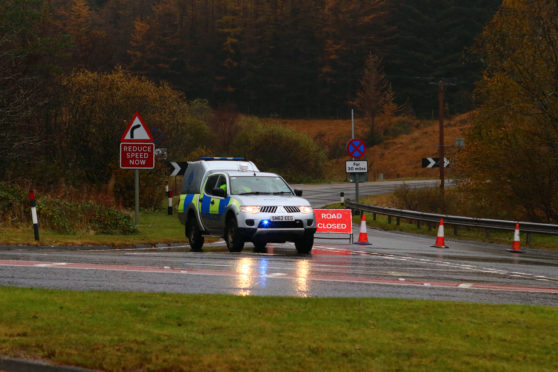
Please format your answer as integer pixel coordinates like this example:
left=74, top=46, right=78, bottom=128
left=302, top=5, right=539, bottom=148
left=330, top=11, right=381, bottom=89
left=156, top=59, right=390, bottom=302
left=0, top=287, right=557, bottom=371
left=0, top=210, right=186, bottom=247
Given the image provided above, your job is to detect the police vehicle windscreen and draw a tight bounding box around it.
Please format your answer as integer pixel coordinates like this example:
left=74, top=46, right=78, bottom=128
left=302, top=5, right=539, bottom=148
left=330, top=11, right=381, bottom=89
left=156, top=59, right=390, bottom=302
left=229, top=176, right=292, bottom=195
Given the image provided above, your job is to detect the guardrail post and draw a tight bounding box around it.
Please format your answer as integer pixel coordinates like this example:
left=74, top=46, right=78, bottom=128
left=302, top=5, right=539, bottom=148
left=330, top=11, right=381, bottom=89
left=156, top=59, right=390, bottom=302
left=526, top=232, right=531, bottom=244
left=396, top=217, right=400, bottom=226
left=417, top=220, right=421, bottom=229
left=388, top=215, right=391, bottom=224
left=453, top=225, right=458, bottom=236
left=485, top=229, right=490, bottom=238
left=373, top=213, right=376, bottom=221
left=428, top=223, right=432, bottom=231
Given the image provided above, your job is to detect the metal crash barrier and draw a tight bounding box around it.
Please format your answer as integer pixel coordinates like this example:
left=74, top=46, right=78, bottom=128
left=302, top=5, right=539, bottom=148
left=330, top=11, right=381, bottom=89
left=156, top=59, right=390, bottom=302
left=345, top=200, right=558, bottom=243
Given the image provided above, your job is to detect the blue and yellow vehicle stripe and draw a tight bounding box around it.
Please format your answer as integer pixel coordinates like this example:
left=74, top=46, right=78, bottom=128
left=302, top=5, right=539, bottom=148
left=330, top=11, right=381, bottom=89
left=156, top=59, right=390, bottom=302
left=179, top=194, right=195, bottom=213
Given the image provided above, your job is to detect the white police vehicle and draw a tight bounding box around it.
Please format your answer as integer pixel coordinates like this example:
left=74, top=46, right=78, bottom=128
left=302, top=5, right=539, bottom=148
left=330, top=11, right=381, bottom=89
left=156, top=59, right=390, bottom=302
left=178, top=157, right=316, bottom=253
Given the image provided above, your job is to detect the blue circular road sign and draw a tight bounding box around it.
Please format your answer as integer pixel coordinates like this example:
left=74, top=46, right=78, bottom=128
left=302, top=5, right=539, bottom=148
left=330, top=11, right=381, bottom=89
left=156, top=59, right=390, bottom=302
left=346, top=138, right=366, bottom=158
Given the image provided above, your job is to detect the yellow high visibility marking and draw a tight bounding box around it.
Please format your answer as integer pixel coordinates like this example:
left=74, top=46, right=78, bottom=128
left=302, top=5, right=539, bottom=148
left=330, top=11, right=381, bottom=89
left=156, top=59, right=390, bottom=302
left=210, top=198, right=220, bottom=214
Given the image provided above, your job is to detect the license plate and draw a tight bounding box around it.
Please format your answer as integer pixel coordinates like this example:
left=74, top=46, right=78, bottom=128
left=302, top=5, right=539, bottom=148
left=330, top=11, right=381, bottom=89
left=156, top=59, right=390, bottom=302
left=271, top=216, right=294, bottom=221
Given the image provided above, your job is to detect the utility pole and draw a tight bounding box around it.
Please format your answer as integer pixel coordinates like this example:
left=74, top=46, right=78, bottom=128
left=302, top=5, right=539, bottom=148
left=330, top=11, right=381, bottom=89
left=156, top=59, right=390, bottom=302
left=438, top=80, right=445, bottom=193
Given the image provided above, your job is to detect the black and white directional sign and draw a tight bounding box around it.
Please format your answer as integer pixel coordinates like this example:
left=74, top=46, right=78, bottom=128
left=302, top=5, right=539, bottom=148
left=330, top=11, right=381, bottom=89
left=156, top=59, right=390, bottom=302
left=168, top=161, right=188, bottom=176
left=422, top=157, right=450, bottom=168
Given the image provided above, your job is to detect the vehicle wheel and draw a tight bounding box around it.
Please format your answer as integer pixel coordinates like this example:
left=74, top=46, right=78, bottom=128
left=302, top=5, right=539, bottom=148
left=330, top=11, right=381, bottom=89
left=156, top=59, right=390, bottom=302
left=225, top=216, right=244, bottom=252
left=295, top=232, right=314, bottom=254
left=253, top=240, right=267, bottom=253
left=186, top=218, right=204, bottom=252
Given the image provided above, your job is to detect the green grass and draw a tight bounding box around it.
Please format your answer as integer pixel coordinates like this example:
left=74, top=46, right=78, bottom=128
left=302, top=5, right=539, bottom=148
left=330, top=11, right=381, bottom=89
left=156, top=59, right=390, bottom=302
left=0, top=209, right=188, bottom=247
left=0, top=287, right=556, bottom=371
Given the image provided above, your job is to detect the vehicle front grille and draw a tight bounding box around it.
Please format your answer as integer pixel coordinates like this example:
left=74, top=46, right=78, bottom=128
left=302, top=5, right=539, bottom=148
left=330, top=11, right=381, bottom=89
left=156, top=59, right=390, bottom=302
left=260, top=206, right=277, bottom=213
left=283, top=206, right=300, bottom=213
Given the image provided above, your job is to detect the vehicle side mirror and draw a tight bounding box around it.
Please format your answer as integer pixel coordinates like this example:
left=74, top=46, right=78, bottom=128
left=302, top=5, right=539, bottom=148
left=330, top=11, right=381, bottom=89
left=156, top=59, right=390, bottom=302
left=213, top=188, right=226, bottom=198
left=294, top=189, right=303, bottom=197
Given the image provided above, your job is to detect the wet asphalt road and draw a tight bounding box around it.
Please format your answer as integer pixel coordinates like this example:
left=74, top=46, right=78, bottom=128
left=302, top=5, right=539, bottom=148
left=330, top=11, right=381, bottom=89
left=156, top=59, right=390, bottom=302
left=1, top=227, right=557, bottom=307
left=1, top=180, right=556, bottom=307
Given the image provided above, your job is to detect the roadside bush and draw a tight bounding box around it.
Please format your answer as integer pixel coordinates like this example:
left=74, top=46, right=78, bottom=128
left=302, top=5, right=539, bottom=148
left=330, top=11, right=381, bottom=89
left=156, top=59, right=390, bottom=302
left=0, top=182, right=136, bottom=234
left=113, top=165, right=167, bottom=210
left=231, top=118, right=326, bottom=183
left=391, top=184, right=511, bottom=220
left=0, top=182, right=28, bottom=224
left=392, top=184, right=459, bottom=214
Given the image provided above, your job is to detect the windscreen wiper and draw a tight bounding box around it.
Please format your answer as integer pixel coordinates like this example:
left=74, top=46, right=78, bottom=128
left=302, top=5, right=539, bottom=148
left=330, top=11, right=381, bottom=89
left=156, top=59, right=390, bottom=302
left=238, top=191, right=272, bottom=195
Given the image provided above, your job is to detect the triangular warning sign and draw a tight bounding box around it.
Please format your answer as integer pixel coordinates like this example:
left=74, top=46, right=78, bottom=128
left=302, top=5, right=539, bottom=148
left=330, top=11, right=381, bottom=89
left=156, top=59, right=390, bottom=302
left=120, top=113, right=154, bottom=142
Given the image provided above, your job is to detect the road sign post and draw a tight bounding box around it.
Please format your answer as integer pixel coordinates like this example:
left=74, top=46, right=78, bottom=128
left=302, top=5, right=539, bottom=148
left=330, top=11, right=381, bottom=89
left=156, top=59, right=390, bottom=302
left=120, top=113, right=154, bottom=224
left=345, top=139, right=367, bottom=203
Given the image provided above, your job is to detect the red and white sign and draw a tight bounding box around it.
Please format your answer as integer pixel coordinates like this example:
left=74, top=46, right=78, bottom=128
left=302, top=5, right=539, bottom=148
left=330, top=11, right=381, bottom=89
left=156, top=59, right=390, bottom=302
left=315, top=209, right=352, bottom=234
left=120, top=143, right=155, bottom=169
left=120, top=113, right=153, bottom=142
left=120, top=113, right=155, bottom=169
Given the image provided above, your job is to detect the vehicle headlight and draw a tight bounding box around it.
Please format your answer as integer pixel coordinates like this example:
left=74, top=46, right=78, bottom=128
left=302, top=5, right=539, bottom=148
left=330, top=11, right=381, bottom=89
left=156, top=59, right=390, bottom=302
left=299, top=206, right=313, bottom=214
left=240, top=205, right=261, bottom=214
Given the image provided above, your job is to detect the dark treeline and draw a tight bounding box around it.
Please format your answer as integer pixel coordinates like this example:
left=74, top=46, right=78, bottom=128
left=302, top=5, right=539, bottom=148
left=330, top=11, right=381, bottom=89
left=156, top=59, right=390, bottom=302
left=1, top=0, right=501, bottom=188
left=44, top=0, right=499, bottom=117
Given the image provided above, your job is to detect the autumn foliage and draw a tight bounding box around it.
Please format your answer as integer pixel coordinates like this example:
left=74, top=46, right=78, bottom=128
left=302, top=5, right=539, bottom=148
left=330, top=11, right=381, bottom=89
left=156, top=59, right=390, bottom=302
left=4, top=0, right=557, bottom=224
left=456, top=0, right=558, bottom=222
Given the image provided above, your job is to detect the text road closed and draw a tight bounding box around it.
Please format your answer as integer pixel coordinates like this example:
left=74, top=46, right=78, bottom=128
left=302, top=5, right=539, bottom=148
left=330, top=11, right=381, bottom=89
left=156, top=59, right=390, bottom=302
left=315, top=209, right=352, bottom=234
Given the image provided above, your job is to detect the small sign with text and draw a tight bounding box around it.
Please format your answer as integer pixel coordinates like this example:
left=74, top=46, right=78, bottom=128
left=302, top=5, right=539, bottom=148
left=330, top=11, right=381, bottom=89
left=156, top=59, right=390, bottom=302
left=346, top=160, right=368, bottom=173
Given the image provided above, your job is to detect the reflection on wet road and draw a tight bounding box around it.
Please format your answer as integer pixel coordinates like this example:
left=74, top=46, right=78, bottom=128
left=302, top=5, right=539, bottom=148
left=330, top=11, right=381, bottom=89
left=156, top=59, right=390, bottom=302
left=0, top=231, right=557, bottom=307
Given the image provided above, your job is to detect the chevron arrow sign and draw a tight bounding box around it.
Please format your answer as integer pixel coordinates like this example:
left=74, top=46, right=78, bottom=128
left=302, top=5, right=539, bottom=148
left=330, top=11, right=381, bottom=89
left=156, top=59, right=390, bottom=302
left=422, top=158, right=450, bottom=168
left=168, top=161, right=188, bottom=176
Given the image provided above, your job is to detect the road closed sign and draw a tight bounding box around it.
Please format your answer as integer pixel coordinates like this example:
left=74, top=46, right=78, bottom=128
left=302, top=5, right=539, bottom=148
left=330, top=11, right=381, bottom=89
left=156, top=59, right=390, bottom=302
left=315, top=209, right=352, bottom=234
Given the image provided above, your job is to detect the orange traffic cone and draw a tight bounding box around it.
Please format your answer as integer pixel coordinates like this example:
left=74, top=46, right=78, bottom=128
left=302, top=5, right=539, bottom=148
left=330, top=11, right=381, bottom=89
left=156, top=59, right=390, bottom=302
left=355, top=213, right=371, bottom=245
left=508, top=222, right=524, bottom=253
left=432, top=218, right=448, bottom=248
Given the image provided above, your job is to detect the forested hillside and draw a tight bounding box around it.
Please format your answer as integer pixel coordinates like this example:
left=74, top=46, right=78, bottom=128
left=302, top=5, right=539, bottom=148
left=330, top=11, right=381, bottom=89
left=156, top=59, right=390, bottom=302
left=1, top=0, right=501, bottom=185
left=5, top=0, right=558, bottom=223
left=27, top=0, right=499, bottom=117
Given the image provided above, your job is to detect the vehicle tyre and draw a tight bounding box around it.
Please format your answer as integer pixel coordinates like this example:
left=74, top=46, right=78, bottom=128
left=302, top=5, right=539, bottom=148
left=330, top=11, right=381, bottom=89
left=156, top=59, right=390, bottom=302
left=253, top=240, right=267, bottom=253
left=295, top=231, right=314, bottom=254
left=225, top=216, right=244, bottom=252
left=186, top=217, right=204, bottom=252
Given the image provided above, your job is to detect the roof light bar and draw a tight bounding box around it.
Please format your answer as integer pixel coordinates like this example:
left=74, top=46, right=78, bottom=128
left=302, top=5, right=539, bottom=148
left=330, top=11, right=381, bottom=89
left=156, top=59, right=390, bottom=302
left=199, top=156, right=246, bottom=161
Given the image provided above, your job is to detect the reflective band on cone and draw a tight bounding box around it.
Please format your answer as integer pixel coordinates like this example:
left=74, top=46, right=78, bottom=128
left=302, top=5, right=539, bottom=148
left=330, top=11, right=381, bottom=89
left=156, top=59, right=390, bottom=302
left=432, top=218, right=448, bottom=248
left=507, top=222, right=524, bottom=253
left=355, top=213, right=371, bottom=245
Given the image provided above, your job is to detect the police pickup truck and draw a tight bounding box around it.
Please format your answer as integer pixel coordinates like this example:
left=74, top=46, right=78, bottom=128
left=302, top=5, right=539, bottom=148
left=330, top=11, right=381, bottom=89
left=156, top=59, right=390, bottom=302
left=178, top=157, right=316, bottom=253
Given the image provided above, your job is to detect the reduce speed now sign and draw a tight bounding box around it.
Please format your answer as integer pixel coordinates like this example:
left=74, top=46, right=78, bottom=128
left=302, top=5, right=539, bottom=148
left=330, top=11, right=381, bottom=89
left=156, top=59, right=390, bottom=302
left=120, top=113, right=155, bottom=169
left=120, top=143, right=155, bottom=169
